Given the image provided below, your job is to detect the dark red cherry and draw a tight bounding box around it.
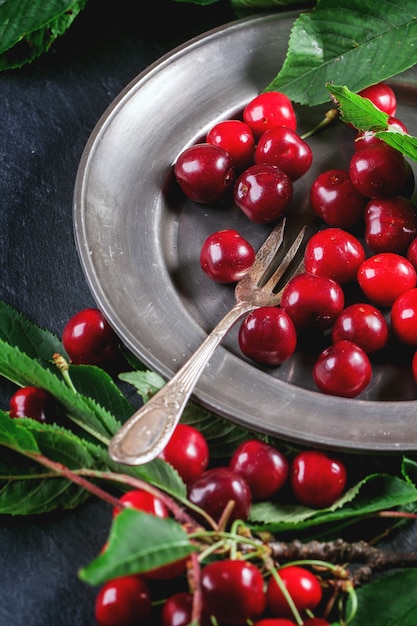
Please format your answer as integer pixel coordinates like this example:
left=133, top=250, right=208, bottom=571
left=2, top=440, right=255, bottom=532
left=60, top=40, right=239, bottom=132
left=62, top=308, right=119, bottom=366
left=113, top=488, right=168, bottom=519
left=304, top=227, right=366, bottom=285
left=159, top=423, right=209, bottom=484
left=206, top=119, right=255, bottom=171
left=238, top=306, right=297, bottom=365
left=309, top=169, right=367, bottom=229
left=243, top=91, right=297, bottom=140
left=95, top=574, right=151, bottom=626
left=200, top=229, right=255, bottom=283
left=313, top=340, right=372, bottom=398
left=9, top=386, right=54, bottom=422
left=290, top=450, right=347, bottom=508
left=391, top=288, right=417, bottom=346
left=364, top=196, right=417, bottom=254
left=349, top=143, right=410, bottom=198
left=332, top=303, right=389, bottom=354
left=229, top=439, right=289, bottom=500
left=187, top=466, right=251, bottom=526
left=234, top=163, right=293, bottom=224
left=174, top=143, right=235, bottom=204
left=358, top=82, right=397, bottom=116
left=357, top=253, right=417, bottom=307
left=254, top=126, right=313, bottom=181
left=354, top=115, right=408, bottom=151
left=266, top=565, right=322, bottom=618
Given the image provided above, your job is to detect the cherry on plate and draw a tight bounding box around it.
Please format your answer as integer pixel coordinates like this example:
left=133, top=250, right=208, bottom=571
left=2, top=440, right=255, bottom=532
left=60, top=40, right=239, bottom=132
left=358, top=81, right=397, bottom=116
left=206, top=119, right=255, bottom=171
left=313, top=339, right=372, bottom=398
left=391, top=288, right=417, bottom=346
left=234, top=163, right=293, bottom=224
left=174, top=142, right=235, bottom=204
left=309, top=169, right=367, bottom=229
left=364, top=195, right=417, bottom=254
left=304, top=227, right=366, bottom=285
left=357, top=252, right=417, bottom=307
left=280, top=273, right=345, bottom=331
left=238, top=306, right=297, bottom=365
left=290, top=449, right=347, bottom=508
left=229, top=439, right=289, bottom=500
left=200, top=229, right=255, bottom=283
left=349, top=143, right=411, bottom=198
left=331, top=303, right=389, bottom=354
left=254, top=126, right=313, bottom=181
left=243, top=91, right=297, bottom=140
left=354, top=115, right=408, bottom=151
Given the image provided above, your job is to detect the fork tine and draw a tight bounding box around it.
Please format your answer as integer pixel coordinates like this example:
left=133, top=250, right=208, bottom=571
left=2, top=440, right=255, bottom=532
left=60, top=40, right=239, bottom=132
left=261, top=224, right=307, bottom=293
left=240, top=218, right=286, bottom=287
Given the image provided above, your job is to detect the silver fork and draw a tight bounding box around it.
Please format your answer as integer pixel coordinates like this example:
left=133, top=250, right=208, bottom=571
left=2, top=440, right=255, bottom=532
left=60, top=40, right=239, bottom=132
left=108, top=218, right=307, bottom=466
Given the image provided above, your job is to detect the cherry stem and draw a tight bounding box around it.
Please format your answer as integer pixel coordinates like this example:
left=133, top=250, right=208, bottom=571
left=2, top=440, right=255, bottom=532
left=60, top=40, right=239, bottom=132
left=301, top=108, right=339, bottom=140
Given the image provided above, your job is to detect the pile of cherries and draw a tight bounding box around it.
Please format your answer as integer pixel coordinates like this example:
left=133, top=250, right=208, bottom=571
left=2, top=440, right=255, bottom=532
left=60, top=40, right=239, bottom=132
left=174, top=83, right=417, bottom=399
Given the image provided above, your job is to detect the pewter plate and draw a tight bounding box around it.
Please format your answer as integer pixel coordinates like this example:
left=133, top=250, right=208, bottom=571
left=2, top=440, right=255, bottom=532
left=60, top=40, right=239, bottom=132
left=74, top=11, right=417, bottom=452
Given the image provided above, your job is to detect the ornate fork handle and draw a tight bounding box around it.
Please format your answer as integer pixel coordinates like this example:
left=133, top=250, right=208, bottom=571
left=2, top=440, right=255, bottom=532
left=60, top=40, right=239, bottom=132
left=108, top=300, right=253, bottom=465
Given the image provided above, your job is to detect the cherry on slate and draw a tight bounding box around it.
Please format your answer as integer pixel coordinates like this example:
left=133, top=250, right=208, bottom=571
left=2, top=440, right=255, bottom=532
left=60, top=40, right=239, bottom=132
left=9, top=386, right=54, bottom=422
left=62, top=307, right=119, bottom=366
left=95, top=574, right=152, bottom=626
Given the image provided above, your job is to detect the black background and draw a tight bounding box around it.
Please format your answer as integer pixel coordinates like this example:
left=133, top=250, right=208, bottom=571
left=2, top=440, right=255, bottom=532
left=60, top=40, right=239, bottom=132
left=0, top=2, right=416, bottom=625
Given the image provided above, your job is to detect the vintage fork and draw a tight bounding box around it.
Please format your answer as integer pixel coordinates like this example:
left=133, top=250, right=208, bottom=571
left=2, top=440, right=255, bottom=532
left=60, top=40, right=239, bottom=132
left=108, top=218, right=307, bottom=465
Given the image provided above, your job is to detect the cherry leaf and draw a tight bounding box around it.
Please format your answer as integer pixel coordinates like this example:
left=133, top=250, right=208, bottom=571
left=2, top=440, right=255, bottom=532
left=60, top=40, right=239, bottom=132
left=79, top=508, right=195, bottom=585
left=265, top=0, right=417, bottom=106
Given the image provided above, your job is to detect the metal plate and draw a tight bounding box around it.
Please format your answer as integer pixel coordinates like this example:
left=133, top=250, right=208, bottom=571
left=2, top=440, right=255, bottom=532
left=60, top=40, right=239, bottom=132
left=74, top=11, right=417, bottom=452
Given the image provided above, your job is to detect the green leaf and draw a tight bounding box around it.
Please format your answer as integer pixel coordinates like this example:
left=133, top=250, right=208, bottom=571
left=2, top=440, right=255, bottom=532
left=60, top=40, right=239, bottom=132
left=265, top=0, right=417, bottom=106
left=249, top=474, right=417, bottom=533
left=79, top=508, right=195, bottom=585
left=348, top=569, right=417, bottom=625
left=0, top=0, right=89, bottom=70
left=0, top=409, right=39, bottom=454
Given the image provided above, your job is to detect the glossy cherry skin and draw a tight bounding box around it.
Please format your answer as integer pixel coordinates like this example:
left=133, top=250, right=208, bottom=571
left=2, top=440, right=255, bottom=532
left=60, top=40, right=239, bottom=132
left=291, top=450, right=347, bottom=508
left=95, top=574, right=152, bottom=626
left=159, top=423, right=209, bottom=484
left=9, top=386, right=54, bottom=422
left=174, top=143, right=235, bottom=204
left=229, top=439, right=289, bottom=500
left=201, top=559, right=266, bottom=624
left=161, top=592, right=193, bottom=626
left=234, top=163, right=293, bottom=224
left=354, top=115, right=408, bottom=151
left=309, top=169, right=367, bottom=229
left=358, top=82, right=397, bottom=116
left=357, top=253, right=417, bottom=307
left=266, top=565, right=322, bottom=619
left=313, top=339, right=372, bottom=398
left=364, top=196, right=417, bottom=254
left=407, top=237, right=417, bottom=270
left=349, top=143, right=410, bottom=198
left=332, top=303, right=389, bottom=354
left=304, top=227, right=366, bottom=285
left=62, top=308, right=119, bottom=366
left=238, top=306, right=297, bottom=365
left=200, top=229, right=255, bottom=283
left=187, top=466, right=251, bottom=526
left=206, top=119, right=255, bottom=171
left=113, top=488, right=168, bottom=519
left=243, top=91, right=297, bottom=140
left=254, top=126, right=313, bottom=181
left=391, top=288, right=417, bottom=346
left=280, top=273, right=344, bottom=332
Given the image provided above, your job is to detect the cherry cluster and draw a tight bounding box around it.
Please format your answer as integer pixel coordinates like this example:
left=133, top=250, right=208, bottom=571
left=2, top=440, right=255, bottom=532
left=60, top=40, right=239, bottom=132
left=174, top=82, right=417, bottom=399
left=95, top=421, right=347, bottom=626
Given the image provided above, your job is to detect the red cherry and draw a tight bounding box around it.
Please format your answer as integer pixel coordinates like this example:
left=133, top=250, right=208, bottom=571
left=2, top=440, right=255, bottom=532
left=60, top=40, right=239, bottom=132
left=354, top=115, right=408, bottom=151
left=234, top=163, right=293, bottom=224
left=363, top=196, right=417, bottom=254
left=391, top=288, right=417, bottom=346
left=187, top=466, right=251, bottom=526
left=358, top=82, right=397, bottom=116
left=412, top=350, right=417, bottom=383
left=9, top=386, right=54, bottom=422
left=331, top=303, right=389, bottom=354
left=349, top=143, right=410, bottom=198
left=95, top=574, right=151, bottom=626
left=113, top=488, right=168, bottom=519
left=159, top=423, right=209, bottom=484
left=266, top=565, right=322, bottom=619
left=254, top=126, right=313, bottom=181
left=201, top=559, right=266, bottom=624
left=200, top=229, right=255, bottom=283
left=206, top=119, right=255, bottom=171
left=357, top=253, right=417, bottom=307
left=313, top=339, right=372, bottom=398
left=290, top=450, right=347, bottom=508
left=280, top=273, right=345, bottom=332
left=304, top=227, right=366, bottom=285
left=243, top=91, right=297, bottom=140
left=309, top=169, right=367, bottom=229
left=62, top=308, right=119, bottom=366
left=161, top=592, right=193, bottom=626
left=238, top=306, right=297, bottom=365
left=229, top=439, right=289, bottom=500
left=174, top=143, right=235, bottom=204
left=407, top=237, right=417, bottom=270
